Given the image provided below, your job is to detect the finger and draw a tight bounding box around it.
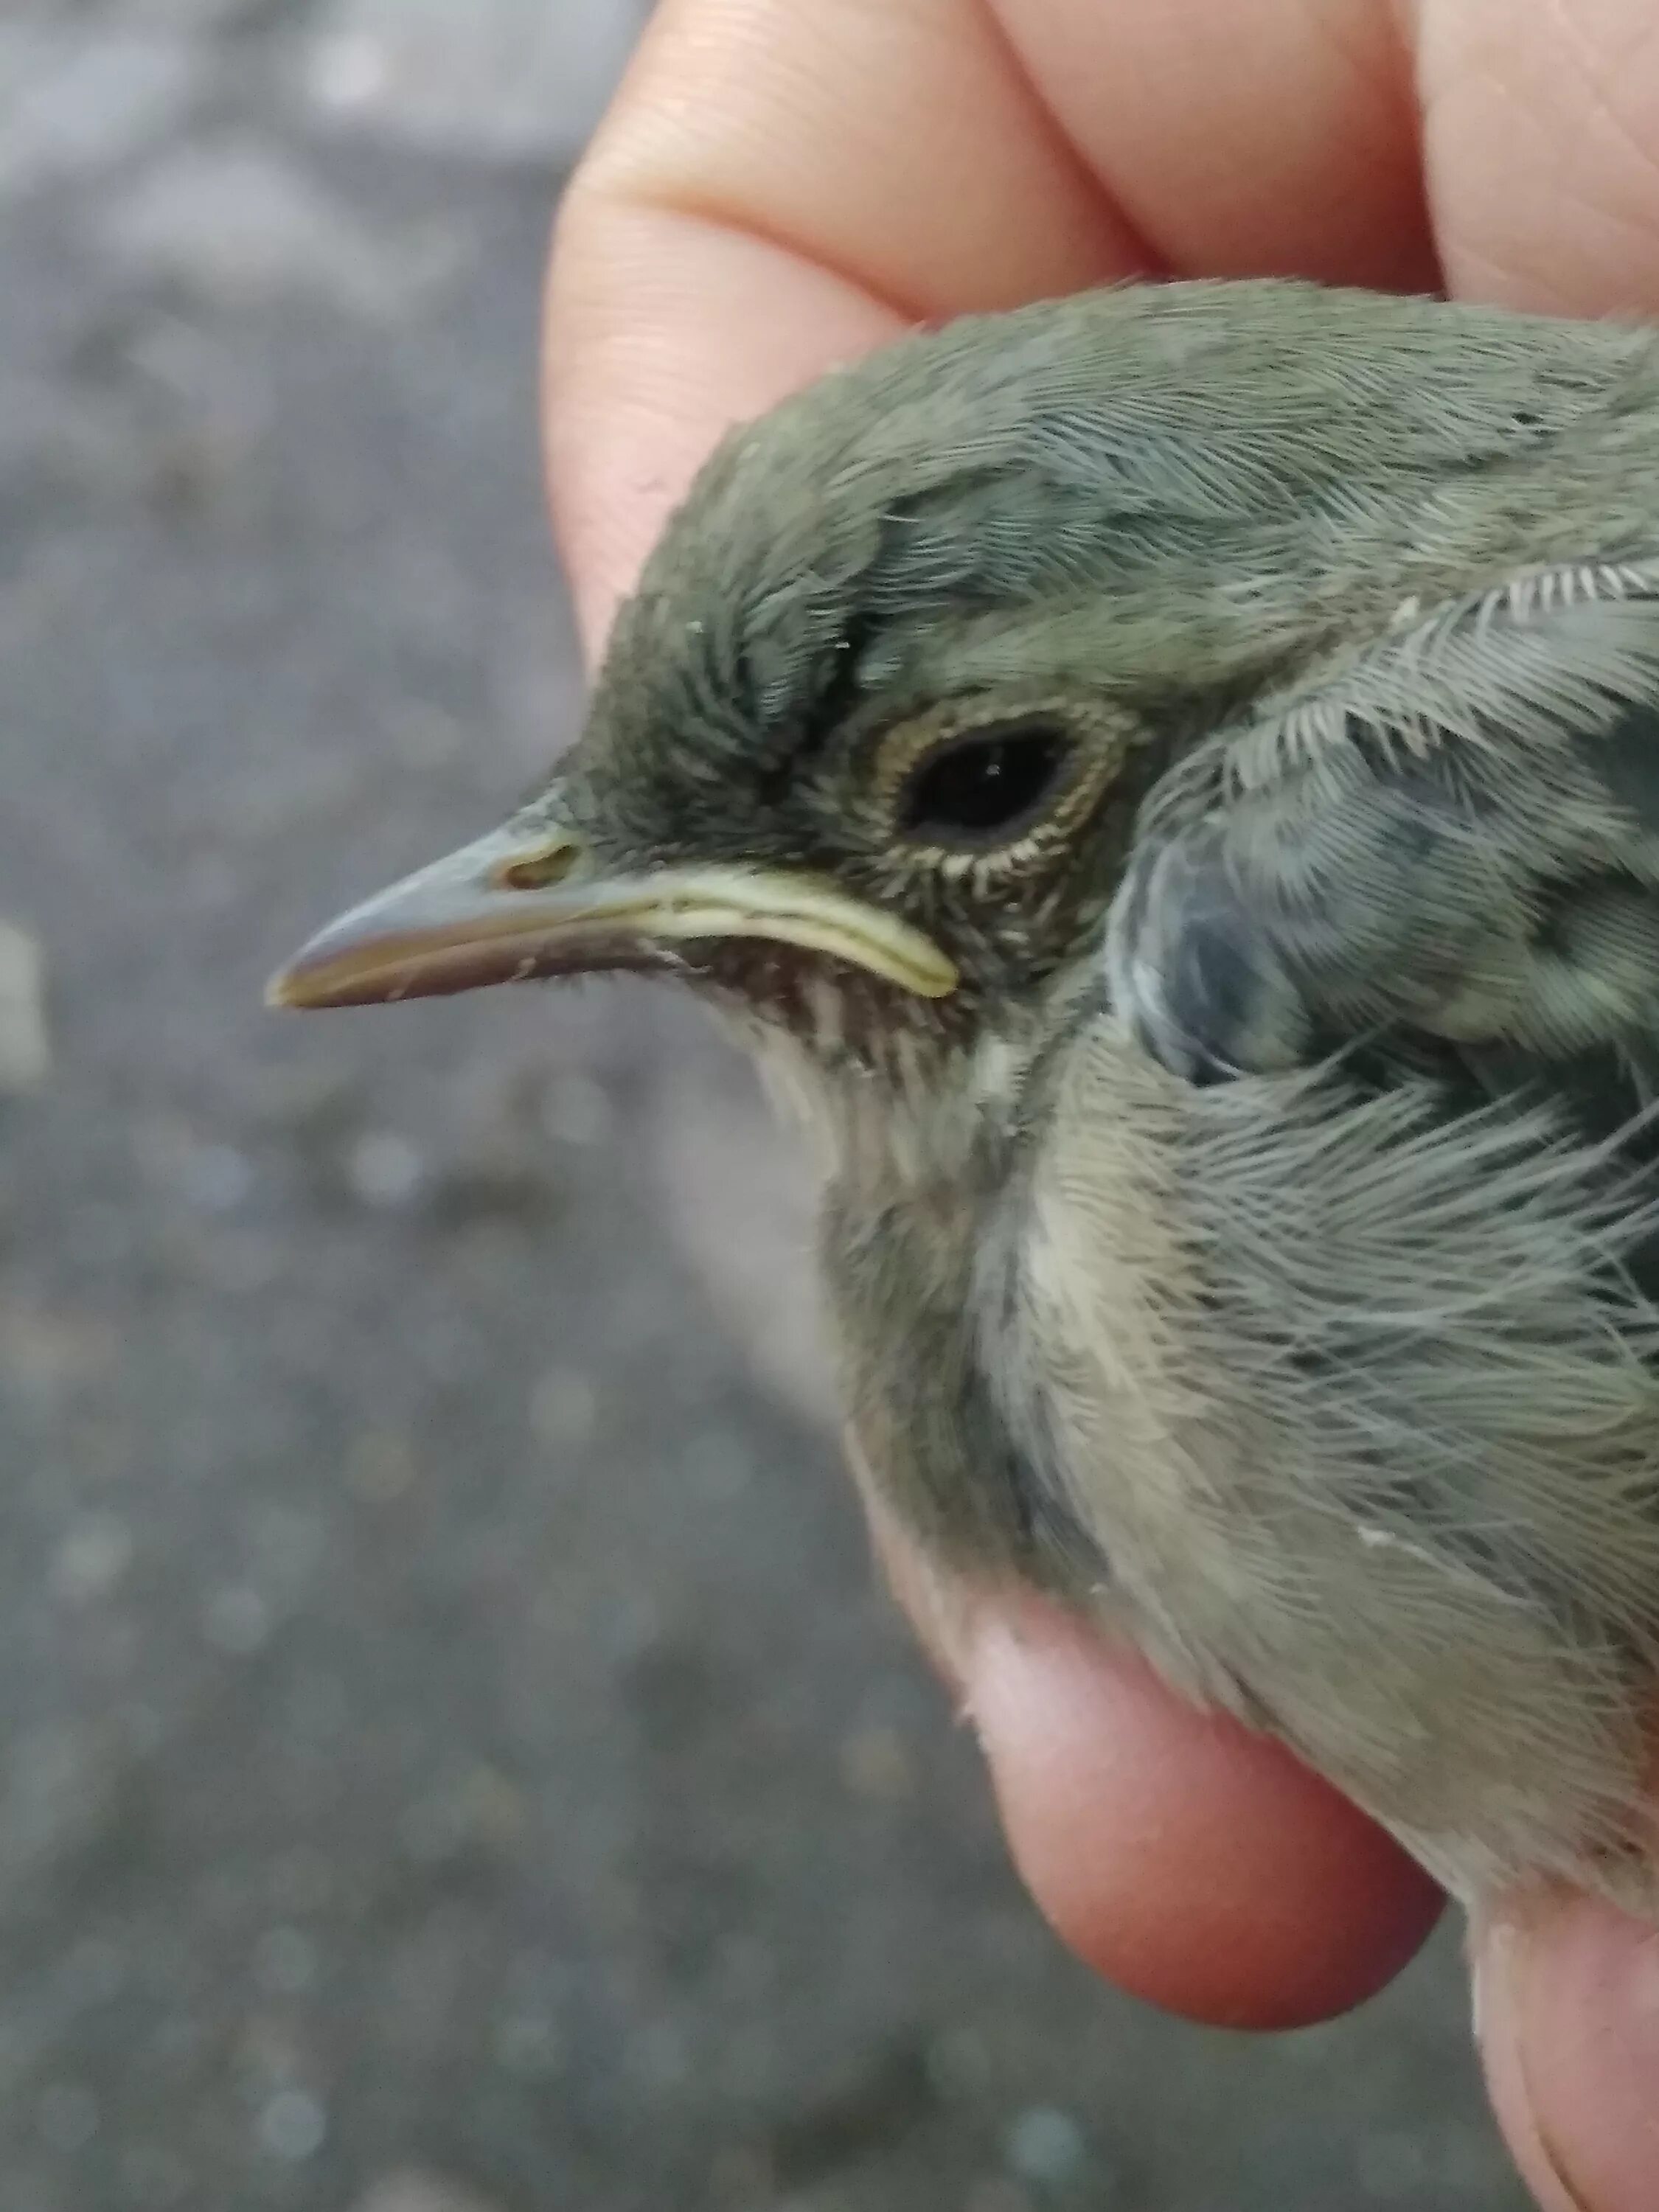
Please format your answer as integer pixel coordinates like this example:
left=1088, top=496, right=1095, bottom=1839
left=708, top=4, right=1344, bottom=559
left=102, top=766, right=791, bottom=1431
left=852, top=1461, right=1444, bottom=2028
left=992, top=0, right=1436, bottom=290
left=570, top=0, right=1142, bottom=321
left=1419, top=0, right=1659, bottom=314
left=548, top=0, right=1144, bottom=649
left=547, top=210, right=908, bottom=656
left=965, top=1596, right=1444, bottom=2027
left=1477, top=1896, right=1659, bottom=2212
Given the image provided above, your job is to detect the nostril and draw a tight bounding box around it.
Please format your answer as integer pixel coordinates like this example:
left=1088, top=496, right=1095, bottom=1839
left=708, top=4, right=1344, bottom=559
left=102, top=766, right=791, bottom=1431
left=491, top=838, right=583, bottom=894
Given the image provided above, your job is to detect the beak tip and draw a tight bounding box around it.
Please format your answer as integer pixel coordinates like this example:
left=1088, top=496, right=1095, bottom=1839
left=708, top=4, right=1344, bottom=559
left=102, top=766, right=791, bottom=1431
left=265, top=936, right=343, bottom=1009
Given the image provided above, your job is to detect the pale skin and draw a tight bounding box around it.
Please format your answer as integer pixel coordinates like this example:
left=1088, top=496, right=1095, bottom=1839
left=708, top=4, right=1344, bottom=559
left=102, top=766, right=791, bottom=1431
left=544, top=7, right=1659, bottom=2206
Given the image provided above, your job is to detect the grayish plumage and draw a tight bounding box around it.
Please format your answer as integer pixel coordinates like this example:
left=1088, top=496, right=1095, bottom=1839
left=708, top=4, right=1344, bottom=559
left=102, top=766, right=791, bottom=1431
left=274, top=279, right=1659, bottom=1910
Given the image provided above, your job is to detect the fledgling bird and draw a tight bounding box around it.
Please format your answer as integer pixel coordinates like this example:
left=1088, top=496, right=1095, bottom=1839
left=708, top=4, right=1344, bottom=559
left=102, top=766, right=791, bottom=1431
left=272, top=279, right=1659, bottom=1913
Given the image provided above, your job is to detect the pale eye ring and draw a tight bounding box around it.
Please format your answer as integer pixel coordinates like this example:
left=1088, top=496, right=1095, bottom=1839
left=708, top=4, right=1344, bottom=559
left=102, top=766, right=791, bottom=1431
left=895, top=718, right=1075, bottom=849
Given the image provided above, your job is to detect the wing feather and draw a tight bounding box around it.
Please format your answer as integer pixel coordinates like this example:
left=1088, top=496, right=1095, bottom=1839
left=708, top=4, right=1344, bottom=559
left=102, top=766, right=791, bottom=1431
left=1110, top=557, right=1659, bottom=1095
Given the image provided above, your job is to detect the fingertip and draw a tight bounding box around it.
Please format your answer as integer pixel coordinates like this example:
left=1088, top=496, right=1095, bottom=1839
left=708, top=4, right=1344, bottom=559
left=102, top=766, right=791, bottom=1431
left=965, top=1598, right=1442, bottom=2028
left=1478, top=1893, right=1659, bottom=2212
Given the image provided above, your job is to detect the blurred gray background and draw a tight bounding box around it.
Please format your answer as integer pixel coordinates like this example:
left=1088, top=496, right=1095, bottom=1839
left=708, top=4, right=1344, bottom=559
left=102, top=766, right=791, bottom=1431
left=0, top=4, right=1528, bottom=2208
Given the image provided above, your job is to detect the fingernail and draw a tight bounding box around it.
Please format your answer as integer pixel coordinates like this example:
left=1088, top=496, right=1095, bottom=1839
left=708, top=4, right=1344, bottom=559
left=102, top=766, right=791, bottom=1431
left=1477, top=1895, right=1659, bottom=2212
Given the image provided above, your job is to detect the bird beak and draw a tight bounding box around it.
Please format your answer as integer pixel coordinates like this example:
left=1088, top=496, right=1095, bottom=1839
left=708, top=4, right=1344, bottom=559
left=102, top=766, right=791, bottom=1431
left=266, top=818, right=959, bottom=1010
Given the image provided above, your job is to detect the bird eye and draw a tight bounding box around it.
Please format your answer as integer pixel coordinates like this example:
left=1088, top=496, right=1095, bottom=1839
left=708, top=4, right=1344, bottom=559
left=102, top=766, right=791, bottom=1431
left=896, top=720, right=1074, bottom=848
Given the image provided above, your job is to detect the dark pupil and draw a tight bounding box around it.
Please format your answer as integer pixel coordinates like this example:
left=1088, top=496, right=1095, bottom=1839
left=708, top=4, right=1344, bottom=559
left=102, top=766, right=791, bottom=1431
left=899, top=723, right=1070, bottom=844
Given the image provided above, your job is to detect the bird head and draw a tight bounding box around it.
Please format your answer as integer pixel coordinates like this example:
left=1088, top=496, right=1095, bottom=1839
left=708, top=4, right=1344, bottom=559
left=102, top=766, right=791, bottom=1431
left=271, top=280, right=1607, bottom=1096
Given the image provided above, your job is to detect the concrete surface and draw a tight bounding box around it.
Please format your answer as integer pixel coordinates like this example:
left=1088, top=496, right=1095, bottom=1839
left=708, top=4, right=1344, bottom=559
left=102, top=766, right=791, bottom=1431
left=0, top=3, right=1529, bottom=2207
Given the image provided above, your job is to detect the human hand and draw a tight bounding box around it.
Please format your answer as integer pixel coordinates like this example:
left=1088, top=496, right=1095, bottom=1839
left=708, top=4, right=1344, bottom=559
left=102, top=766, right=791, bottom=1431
left=545, top=8, right=1659, bottom=2204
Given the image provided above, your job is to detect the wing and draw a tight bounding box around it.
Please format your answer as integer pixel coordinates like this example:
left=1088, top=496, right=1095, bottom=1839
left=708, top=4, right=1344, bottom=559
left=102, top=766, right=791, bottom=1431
left=1107, top=557, right=1659, bottom=1133
left=1048, top=563, right=1659, bottom=1891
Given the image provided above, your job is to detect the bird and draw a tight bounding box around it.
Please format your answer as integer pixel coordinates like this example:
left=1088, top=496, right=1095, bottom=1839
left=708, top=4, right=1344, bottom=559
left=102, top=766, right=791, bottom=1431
left=271, top=276, right=1659, bottom=1914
